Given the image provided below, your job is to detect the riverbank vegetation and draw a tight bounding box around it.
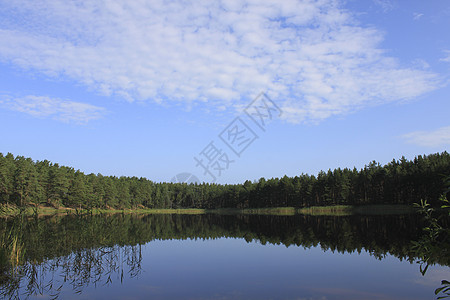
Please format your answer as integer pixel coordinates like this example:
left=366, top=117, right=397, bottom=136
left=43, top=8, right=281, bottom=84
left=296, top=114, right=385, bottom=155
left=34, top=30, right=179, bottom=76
left=1, top=204, right=418, bottom=218
left=1, top=152, right=449, bottom=211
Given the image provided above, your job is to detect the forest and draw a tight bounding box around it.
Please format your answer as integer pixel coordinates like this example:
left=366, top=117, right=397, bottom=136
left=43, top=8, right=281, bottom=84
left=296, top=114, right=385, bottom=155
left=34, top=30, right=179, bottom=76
left=0, top=151, right=449, bottom=210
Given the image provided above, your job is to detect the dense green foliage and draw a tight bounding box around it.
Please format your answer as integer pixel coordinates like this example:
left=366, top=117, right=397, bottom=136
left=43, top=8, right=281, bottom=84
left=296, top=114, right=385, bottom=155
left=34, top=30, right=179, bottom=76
left=412, top=187, right=450, bottom=299
left=1, top=152, right=449, bottom=210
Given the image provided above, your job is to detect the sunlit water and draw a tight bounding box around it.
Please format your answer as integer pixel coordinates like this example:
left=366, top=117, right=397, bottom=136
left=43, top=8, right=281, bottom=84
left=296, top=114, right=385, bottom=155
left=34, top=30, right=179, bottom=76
left=1, top=213, right=449, bottom=299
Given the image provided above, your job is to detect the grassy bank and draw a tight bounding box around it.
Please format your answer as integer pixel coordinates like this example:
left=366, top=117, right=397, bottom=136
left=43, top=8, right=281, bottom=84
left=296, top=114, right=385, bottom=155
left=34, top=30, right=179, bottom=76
left=0, top=204, right=71, bottom=217
left=1, top=204, right=416, bottom=218
left=91, top=207, right=296, bottom=215
left=297, top=205, right=354, bottom=216
left=91, top=208, right=208, bottom=215
left=298, top=204, right=415, bottom=215
left=0, top=205, right=209, bottom=217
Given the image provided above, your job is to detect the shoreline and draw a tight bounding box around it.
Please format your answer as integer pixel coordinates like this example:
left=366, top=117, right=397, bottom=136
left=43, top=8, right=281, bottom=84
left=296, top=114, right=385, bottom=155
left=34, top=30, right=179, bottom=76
left=0, top=204, right=416, bottom=218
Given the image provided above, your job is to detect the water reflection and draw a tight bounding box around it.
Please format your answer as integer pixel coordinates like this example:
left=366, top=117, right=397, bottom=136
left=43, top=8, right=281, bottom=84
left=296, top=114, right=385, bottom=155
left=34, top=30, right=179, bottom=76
left=0, top=213, right=449, bottom=299
left=2, top=244, right=141, bottom=299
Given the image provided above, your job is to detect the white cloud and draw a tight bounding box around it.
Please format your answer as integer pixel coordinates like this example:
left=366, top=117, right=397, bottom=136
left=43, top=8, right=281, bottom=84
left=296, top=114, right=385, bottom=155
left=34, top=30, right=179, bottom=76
left=372, top=0, right=395, bottom=12
left=441, top=50, right=450, bottom=63
left=0, top=0, right=440, bottom=123
left=402, top=126, right=450, bottom=147
left=413, top=12, right=424, bottom=20
left=1, top=95, right=105, bottom=124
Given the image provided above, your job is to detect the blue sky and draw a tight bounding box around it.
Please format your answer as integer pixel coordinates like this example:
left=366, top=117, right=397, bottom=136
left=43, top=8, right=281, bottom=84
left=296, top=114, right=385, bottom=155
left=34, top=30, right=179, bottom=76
left=0, top=0, right=449, bottom=184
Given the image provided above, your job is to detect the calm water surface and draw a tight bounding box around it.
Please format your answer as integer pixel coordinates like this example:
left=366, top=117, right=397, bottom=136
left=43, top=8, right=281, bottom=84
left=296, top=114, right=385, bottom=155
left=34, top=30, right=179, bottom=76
left=1, top=213, right=449, bottom=299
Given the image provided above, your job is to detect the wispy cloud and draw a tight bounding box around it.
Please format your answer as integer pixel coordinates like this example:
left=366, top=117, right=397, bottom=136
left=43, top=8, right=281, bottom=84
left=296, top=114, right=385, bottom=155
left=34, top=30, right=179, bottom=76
left=372, top=0, right=395, bottom=12
left=441, top=50, right=450, bottom=63
left=0, top=0, right=440, bottom=123
left=413, top=12, right=424, bottom=20
left=1, top=95, right=105, bottom=124
left=402, top=126, right=450, bottom=147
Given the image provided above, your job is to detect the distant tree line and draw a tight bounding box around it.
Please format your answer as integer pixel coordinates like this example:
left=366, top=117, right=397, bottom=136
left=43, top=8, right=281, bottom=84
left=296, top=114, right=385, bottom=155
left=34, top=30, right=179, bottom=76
left=0, top=152, right=449, bottom=209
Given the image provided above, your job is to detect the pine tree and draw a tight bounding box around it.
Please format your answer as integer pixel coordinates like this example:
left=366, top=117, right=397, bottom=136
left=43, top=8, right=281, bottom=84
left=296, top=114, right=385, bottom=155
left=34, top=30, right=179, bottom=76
left=103, top=176, right=118, bottom=208
left=13, top=156, right=39, bottom=207
left=0, top=153, right=15, bottom=205
left=47, top=164, right=71, bottom=207
left=67, top=171, right=87, bottom=209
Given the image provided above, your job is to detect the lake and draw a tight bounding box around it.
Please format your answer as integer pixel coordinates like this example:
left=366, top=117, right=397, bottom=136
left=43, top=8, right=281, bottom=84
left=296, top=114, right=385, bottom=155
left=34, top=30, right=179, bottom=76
left=1, top=212, right=449, bottom=299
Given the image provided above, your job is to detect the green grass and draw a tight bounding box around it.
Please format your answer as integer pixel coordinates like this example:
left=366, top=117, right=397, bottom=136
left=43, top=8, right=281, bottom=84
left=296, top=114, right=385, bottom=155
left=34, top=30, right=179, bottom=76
left=77, top=207, right=297, bottom=216
left=241, top=207, right=297, bottom=215
left=0, top=204, right=71, bottom=218
left=81, top=208, right=208, bottom=215
left=297, top=205, right=354, bottom=216
left=297, top=204, right=415, bottom=216
left=0, top=205, right=208, bottom=217
left=1, top=204, right=416, bottom=217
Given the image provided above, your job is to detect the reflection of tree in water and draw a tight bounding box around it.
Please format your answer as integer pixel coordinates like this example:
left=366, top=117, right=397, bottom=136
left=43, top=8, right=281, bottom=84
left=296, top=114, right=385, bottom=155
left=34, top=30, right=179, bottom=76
left=0, top=211, right=448, bottom=299
left=1, top=244, right=142, bottom=299
left=0, top=214, right=25, bottom=299
left=0, top=214, right=145, bottom=299
left=412, top=187, right=450, bottom=299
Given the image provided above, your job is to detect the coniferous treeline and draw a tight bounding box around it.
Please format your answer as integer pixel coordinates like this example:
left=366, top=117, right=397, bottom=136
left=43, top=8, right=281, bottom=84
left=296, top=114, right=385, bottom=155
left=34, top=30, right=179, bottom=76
left=0, top=152, right=449, bottom=209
